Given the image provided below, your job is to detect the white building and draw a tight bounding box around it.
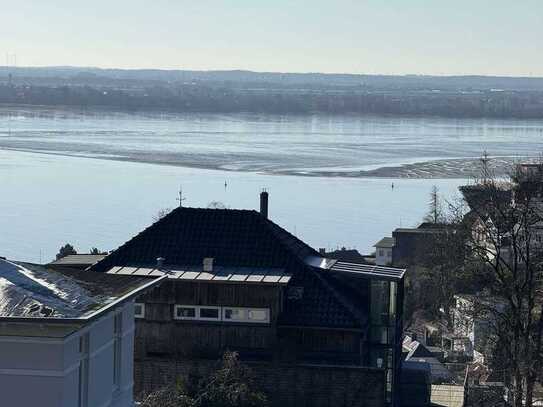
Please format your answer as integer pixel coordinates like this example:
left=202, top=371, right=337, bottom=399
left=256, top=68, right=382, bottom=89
left=0, top=259, right=164, bottom=407
left=452, top=294, right=505, bottom=360
left=374, top=237, right=394, bottom=266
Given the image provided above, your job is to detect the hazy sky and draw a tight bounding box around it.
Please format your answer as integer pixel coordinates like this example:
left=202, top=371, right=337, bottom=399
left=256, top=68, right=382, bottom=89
left=1, top=0, right=542, bottom=76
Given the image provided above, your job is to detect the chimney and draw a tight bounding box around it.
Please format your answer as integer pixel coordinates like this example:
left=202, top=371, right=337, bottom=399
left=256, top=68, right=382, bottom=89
left=260, top=189, right=269, bottom=218
left=203, top=257, right=214, bottom=272
left=156, top=257, right=165, bottom=269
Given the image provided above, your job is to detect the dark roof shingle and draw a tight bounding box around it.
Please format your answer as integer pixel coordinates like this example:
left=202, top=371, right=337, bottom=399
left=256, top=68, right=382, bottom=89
left=91, top=207, right=318, bottom=273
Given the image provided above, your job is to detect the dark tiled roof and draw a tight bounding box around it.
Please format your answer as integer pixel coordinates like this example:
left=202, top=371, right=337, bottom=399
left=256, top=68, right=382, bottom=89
left=374, top=237, right=395, bottom=248
left=279, top=269, right=364, bottom=329
left=91, top=207, right=318, bottom=272
left=91, top=206, right=366, bottom=330
left=324, top=248, right=371, bottom=265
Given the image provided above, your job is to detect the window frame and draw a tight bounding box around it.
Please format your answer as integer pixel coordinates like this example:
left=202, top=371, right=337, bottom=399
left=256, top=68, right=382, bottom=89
left=174, top=305, right=198, bottom=320
left=197, top=306, right=221, bottom=321
left=223, top=307, right=270, bottom=324
left=134, top=303, right=145, bottom=319
left=173, top=305, right=271, bottom=324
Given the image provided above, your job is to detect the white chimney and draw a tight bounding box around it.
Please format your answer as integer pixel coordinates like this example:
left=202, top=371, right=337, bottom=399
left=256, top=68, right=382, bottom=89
left=203, top=257, right=214, bottom=272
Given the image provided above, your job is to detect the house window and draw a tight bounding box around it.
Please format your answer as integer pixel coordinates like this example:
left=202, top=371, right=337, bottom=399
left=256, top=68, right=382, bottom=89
left=379, top=249, right=384, bottom=257
left=174, top=306, right=270, bottom=323
left=223, top=307, right=270, bottom=323
left=174, top=305, right=197, bottom=320
left=78, top=333, right=90, bottom=407
left=224, top=307, right=246, bottom=321
left=134, top=303, right=145, bottom=319
left=198, top=307, right=220, bottom=321
left=113, top=313, right=123, bottom=391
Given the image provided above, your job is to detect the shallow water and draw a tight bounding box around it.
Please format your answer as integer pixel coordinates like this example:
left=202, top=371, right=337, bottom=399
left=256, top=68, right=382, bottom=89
left=0, top=149, right=465, bottom=263
left=1, top=109, right=542, bottom=175
left=1, top=109, right=541, bottom=263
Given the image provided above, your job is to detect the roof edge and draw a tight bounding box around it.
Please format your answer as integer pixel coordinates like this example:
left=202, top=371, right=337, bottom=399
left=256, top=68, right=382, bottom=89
left=0, top=274, right=167, bottom=324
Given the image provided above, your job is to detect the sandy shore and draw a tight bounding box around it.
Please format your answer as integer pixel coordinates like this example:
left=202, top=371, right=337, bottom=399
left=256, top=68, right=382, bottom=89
left=279, top=157, right=528, bottom=179
left=2, top=144, right=534, bottom=180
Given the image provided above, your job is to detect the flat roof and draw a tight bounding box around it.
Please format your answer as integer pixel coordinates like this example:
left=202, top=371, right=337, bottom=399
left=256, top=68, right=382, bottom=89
left=393, top=228, right=444, bottom=234
left=328, top=261, right=406, bottom=281
left=49, top=254, right=107, bottom=266
left=106, top=265, right=291, bottom=285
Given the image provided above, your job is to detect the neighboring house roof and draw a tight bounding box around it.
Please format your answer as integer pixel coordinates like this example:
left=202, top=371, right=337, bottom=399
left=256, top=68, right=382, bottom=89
left=330, top=261, right=406, bottom=281
left=0, top=259, right=164, bottom=321
left=409, top=357, right=452, bottom=383
left=49, top=254, right=107, bottom=267
left=323, top=248, right=371, bottom=265
left=393, top=228, right=444, bottom=235
left=404, top=336, right=452, bottom=383
left=374, top=237, right=394, bottom=248
left=90, top=206, right=405, bottom=331
left=403, top=337, right=435, bottom=359
left=459, top=184, right=512, bottom=214
left=417, top=222, right=449, bottom=229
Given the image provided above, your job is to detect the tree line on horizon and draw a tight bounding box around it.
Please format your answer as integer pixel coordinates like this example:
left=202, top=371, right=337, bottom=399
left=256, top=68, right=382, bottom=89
left=1, top=82, right=543, bottom=119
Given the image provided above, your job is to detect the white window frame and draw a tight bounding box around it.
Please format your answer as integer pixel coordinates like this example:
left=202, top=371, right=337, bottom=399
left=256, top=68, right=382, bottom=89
left=197, top=306, right=221, bottom=321
left=223, top=307, right=270, bottom=324
left=173, top=305, right=270, bottom=324
left=134, top=303, right=145, bottom=319
left=173, top=305, right=221, bottom=321
left=174, top=305, right=198, bottom=320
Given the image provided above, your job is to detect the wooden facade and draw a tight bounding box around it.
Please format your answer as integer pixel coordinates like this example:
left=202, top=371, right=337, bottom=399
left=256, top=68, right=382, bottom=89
left=135, top=279, right=364, bottom=364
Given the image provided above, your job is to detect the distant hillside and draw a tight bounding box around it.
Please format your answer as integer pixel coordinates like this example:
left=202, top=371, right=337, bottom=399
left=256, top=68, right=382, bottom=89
left=1, top=66, right=543, bottom=118
left=1, top=66, right=543, bottom=91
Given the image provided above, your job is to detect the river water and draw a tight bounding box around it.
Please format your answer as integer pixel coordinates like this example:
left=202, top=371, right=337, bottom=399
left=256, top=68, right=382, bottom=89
left=0, top=109, right=541, bottom=263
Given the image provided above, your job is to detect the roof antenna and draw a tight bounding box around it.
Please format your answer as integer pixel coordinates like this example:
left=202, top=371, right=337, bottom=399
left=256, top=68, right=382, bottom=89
left=177, top=185, right=186, bottom=207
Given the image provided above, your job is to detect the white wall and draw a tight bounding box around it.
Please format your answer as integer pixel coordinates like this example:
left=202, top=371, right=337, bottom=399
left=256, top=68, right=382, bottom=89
left=376, top=247, right=392, bottom=266
left=0, top=301, right=135, bottom=407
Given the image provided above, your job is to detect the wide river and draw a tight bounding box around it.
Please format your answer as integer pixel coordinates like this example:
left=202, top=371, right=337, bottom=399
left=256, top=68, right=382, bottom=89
left=1, top=108, right=542, bottom=263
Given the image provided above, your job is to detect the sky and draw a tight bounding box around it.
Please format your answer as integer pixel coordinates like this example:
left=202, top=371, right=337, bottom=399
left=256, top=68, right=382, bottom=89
left=1, top=0, right=542, bottom=76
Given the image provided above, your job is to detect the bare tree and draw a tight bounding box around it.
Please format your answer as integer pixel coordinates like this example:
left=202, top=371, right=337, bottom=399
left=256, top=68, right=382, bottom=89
left=459, top=161, right=543, bottom=407
left=139, top=352, right=267, bottom=407
left=424, top=185, right=444, bottom=224
left=207, top=201, right=227, bottom=209
left=153, top=207, right=173, bottom=222
left=140, top=384, right=194, bottom=407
